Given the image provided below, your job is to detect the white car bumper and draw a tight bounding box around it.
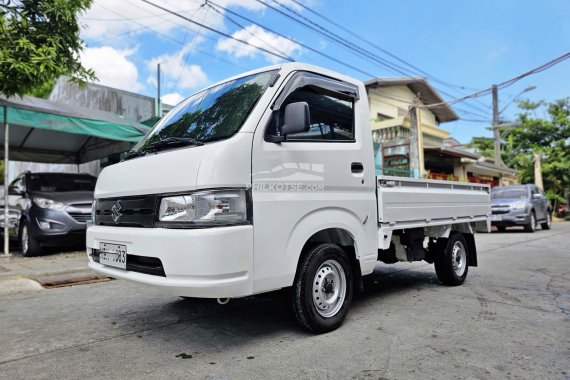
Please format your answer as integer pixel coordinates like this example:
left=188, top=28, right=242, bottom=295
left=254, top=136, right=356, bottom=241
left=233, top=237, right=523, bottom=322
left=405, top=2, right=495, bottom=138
left=86, top=225, right=253, bottom=298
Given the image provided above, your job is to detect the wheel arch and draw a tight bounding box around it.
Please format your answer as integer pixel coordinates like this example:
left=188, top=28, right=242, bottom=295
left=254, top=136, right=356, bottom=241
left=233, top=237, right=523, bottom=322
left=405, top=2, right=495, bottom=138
left=285, top=208, right=366, bottom=287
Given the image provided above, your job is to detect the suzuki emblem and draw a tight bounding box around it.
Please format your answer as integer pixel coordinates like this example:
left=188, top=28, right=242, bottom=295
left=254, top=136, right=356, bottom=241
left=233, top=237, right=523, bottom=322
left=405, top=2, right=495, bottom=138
left=111, top=201, right=123, bottom=224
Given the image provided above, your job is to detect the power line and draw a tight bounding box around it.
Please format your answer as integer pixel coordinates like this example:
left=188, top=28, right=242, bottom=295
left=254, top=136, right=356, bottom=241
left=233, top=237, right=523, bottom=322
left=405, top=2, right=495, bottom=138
left=259, top=0, right=491, bottom=116
left=288, top=0, right=481, bottom=93
left=426, top=51, right=570, bottom=108
left=205, top=2, right=295, bottom=63
left=141, top=0, right=295, bottom=62
left=205, top=0, right=377, bottom=78
left=98, top=2, right=251, bottom=71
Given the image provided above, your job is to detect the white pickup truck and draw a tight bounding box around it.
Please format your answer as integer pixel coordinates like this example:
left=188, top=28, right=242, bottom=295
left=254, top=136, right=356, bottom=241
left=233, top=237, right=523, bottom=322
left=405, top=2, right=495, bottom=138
left=88, top=63, right=490, bottom=333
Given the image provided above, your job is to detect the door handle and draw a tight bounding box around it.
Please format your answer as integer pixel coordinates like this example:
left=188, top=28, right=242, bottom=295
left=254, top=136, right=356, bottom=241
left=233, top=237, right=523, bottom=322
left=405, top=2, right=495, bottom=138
left=351, top=162, right=364, bottom=173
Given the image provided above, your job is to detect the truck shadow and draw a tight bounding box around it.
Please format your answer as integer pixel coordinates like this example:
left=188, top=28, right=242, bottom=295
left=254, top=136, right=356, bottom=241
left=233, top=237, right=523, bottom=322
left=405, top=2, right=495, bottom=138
left=102, top=265, right=442, bottom=361
left=130, top=266, right=441, bottom=348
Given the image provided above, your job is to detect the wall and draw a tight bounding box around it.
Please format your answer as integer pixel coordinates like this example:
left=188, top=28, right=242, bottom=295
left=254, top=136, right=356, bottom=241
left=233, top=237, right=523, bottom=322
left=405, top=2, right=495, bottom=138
left=49, top=77, right=155, bottom=122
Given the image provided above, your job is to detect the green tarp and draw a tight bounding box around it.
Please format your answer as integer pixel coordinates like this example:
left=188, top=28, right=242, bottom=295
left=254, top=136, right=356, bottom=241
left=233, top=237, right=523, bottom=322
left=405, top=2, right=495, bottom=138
left=0, top=95, right=151, bottom=164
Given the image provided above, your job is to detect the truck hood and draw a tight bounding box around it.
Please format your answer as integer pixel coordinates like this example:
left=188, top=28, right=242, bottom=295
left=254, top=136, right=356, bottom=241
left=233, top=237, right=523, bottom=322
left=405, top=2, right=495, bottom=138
left=95, top=132, right=253, bottom=198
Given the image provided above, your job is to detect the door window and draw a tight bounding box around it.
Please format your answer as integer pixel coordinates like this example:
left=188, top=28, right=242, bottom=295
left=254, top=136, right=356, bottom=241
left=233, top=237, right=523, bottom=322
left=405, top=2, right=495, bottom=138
left=279, top=87, right=354, bottom=141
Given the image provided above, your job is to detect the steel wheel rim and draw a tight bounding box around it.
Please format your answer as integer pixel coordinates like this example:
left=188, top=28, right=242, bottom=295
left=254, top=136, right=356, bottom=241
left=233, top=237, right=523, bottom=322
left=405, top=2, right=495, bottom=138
left=547, top=214, right=551, bottom=227
left=312, top=259, right=346, bottom=318
left=451, top=241, right=467, bottom=277
left=21, top=225, right=28, bottom=254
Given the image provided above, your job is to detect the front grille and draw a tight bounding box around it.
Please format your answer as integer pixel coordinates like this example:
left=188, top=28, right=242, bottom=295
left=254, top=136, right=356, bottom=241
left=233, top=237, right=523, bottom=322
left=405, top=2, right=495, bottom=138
left=492, top=209, right=510, bottom=215
left=95, top=195, right=157, bottom=228
left=69, top=213, right=91, bottom=223
left=91, top=249, right=166, bottom=277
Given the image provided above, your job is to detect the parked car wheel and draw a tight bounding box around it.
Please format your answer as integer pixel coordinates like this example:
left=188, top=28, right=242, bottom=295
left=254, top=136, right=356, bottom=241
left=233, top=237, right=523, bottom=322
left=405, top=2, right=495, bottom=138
left=497, top=226, right=506, bottom=232
left=524, top=212, right=536, bottom=233
left=290, top=243, right=353, bottom=333
left=19, top=221, right=42, bottom=257
left=541, top=212, right=552, bottom=230
left=434, top=233, right=469, bottom=286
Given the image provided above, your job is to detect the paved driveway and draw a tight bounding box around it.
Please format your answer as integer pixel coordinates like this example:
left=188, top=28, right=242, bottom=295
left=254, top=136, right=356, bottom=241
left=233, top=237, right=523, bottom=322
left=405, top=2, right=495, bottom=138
left=0, top=224, right=568, bottom=379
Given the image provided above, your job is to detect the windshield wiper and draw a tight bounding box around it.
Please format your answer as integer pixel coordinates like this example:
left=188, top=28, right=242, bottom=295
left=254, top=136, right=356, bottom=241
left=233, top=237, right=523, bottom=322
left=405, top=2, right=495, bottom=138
left=146, top=137, right=204, bottom=153
left=122, top=150, right=148, bottom=162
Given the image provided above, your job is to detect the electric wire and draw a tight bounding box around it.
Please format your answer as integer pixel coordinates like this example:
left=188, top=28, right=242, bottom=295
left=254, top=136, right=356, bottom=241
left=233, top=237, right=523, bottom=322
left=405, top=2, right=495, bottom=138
left=259, top=0, right=491, bottom=117
left=141, top=0, right=295, bottom=62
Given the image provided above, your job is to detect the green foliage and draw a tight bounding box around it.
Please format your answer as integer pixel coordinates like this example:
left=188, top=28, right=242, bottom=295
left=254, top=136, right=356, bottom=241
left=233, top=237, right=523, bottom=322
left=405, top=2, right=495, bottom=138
left=504, top=98, right=570, bottom=203
left=0, top=0, right=96, bottom=98
left=466, top=136, right=494, bottom=158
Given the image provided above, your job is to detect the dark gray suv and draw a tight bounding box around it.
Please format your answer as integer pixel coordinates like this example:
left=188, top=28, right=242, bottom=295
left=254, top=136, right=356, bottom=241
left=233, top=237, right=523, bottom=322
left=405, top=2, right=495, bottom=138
left=491, top=184, right=552, bottom=233
left=1, top=172, right=96, bottom=256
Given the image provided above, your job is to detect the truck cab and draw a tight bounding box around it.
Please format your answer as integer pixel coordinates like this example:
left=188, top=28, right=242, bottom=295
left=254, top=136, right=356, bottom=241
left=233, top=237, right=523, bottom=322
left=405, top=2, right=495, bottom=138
left=88, top=63, right=490, bottom=333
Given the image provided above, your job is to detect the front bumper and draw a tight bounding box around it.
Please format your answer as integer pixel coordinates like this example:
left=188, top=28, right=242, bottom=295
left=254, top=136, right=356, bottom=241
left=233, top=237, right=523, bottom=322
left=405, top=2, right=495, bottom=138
left=86, top=225, right=253, bottom=298
left=490, top=208, right=531, bottom=226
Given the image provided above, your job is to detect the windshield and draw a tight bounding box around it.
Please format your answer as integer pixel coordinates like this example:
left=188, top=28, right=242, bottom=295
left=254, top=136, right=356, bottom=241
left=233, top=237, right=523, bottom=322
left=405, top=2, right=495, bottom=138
left=133, top=70, right=276, bottom=155
left=29, top=174, right=97, bottom=192
left=491, top=188, right=528, bottom=199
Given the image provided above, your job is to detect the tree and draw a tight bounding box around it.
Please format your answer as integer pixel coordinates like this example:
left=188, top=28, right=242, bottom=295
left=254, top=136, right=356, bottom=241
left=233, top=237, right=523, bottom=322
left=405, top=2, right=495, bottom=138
left=0, top=0, right=95, bottom=98
left=466, top=136, right=494, bottom=158
left=503, top=98, right=570, bottom=203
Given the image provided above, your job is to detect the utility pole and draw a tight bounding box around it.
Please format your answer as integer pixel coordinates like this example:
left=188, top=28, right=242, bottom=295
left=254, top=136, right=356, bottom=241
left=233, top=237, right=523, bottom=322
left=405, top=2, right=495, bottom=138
left=492, top=84, right=503, bottom=167
left=408, top=105, right=420, bottom=178
left=3, top=105, right=10, bottom=257
left=157, top=63, right=161, bottom=118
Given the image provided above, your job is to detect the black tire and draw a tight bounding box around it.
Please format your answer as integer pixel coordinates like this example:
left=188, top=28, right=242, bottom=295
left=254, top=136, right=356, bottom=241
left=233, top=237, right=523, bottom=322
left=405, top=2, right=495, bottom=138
left=524, top=212, right=536, bottom=233
left=541, top=212, right=552, bottom=230
left=290, top=243, right=353, bottom=333
left=434, top=233, right=469, bottom=286
left=497, top=226, right=506, bottom=232
left=19, top=221, right=42, bottom=257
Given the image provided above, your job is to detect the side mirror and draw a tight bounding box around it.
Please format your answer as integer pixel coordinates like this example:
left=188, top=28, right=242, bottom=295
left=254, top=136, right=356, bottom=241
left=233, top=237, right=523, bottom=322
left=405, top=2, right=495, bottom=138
left=532, top=193, right=541, bottom=199
left=8, top=188, right=23, bottom=196
left=281, top=102, right=310, bottom=138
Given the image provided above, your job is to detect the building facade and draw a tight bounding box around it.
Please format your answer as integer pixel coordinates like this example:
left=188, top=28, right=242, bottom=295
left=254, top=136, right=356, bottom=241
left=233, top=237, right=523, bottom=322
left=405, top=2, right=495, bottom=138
left=364, top=77, right=516, bottom=186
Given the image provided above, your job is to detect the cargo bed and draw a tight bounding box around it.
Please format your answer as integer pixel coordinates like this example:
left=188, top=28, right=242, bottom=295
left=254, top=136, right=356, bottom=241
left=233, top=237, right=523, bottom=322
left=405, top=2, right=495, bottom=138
left=377, top=176, right=491, bottom=230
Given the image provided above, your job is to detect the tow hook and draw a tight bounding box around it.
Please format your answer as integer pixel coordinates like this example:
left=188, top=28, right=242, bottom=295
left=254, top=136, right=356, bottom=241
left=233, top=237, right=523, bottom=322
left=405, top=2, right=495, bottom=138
left=217, top=298, right=230, bottom=305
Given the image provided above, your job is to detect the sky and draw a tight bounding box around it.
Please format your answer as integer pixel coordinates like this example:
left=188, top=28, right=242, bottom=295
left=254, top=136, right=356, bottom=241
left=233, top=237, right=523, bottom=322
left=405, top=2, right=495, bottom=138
left=79, top=0, right=570, bottom=143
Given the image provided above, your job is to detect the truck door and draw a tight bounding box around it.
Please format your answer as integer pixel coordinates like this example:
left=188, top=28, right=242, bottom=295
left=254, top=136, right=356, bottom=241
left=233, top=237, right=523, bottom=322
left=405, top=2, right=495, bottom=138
left=250, top=71, right=376, bottom=292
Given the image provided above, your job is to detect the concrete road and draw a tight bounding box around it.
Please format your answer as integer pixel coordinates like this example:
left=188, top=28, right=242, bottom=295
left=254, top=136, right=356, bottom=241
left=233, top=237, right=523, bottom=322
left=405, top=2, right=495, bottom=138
left=0, top=224, right=568, bottom=380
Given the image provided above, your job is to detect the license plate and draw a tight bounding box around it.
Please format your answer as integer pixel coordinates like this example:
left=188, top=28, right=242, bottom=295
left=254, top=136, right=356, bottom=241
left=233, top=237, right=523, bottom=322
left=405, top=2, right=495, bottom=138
left=490, top=215, right=502, bottom=222
left=99, top=242, right=127, bottom=270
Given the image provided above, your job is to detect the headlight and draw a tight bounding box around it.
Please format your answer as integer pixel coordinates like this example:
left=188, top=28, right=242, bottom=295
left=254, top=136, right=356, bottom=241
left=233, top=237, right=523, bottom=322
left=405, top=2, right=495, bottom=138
left=511, top=200, right=527, bottom=210
left=91, top=200, right=97, bottom=224
left=159, top=189, right=248, bottom=225
left=33, top=197, right=65, bottom=210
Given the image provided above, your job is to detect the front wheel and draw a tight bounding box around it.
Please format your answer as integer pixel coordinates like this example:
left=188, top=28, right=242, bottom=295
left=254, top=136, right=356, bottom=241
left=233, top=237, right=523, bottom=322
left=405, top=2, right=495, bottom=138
left=19, top=221, right=42, bottom=257
left=290, top=243, right=353, bottom=333
left=434, top=234, right=469, bottom=286
left=524, top=212, right=536, bottom=233
left=541, top=213, right=552, bottom=230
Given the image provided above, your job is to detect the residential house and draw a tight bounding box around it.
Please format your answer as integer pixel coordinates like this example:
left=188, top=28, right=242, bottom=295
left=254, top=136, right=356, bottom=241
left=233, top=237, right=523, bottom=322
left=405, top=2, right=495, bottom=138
left=364, top=77, right=516, bottom=186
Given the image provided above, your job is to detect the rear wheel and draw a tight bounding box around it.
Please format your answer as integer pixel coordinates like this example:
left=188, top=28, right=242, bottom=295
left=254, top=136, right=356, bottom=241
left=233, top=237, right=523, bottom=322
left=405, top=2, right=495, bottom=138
left=290, top=243, right=353, bottom=333
left=541, top=213, right=552, bottom=230
left=524, top=212, right=536, bottom=233
left=434, top=234, right=469, bottom=286
left=497, top=226, right=506, bottom=232
left=19, top=221, right=42, bottom=257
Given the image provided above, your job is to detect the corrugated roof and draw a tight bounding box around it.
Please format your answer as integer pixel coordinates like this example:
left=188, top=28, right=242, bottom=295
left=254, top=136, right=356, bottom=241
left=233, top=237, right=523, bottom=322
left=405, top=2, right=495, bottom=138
left=364, top=77, right=459, bottom=123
